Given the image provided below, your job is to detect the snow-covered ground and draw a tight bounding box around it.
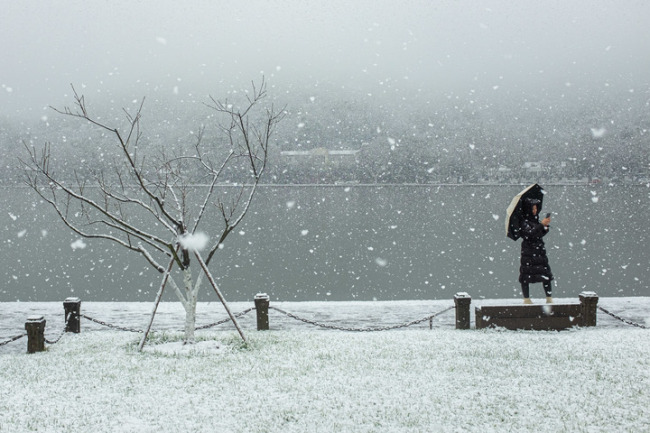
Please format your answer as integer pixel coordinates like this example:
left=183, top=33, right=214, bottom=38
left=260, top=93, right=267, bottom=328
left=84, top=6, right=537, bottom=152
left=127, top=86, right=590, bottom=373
left=1, top=297, right=649, bottom=432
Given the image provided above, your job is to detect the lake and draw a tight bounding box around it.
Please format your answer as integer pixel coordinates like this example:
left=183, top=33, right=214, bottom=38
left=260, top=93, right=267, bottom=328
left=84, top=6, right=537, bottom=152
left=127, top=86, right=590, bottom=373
left=2, top=184, right=648, bottom=302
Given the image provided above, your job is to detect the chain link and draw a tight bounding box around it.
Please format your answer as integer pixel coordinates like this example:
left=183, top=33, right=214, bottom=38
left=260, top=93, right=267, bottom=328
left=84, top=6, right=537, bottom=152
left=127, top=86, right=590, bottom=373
left=269, top=305, right=455, bottom=332
left=45, top=312, right=72, bottom=345
left=0, top=333, right=27, bottom=347
left=81, top=314, right=144, bottom=333
left=81, top=308, right=255, bottom=333
left=45, top=329, right=66, bottom=345
left=598, top=306, right=648, bottom=329
left=195, top=307, right=255, bottom=330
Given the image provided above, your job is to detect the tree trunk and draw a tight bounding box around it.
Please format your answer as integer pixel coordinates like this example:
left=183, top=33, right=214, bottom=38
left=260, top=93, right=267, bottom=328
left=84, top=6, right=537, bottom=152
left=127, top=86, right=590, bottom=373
left=182, top=267, right=198, bottom=344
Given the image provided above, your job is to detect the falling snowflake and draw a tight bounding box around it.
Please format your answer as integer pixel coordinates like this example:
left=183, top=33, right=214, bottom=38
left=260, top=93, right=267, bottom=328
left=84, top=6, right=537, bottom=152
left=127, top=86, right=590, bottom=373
left=70, top=239, right=87, bottom=250
left=591, top=127, right=606, bottom=138
left=178, top=232, right=209, bottom=251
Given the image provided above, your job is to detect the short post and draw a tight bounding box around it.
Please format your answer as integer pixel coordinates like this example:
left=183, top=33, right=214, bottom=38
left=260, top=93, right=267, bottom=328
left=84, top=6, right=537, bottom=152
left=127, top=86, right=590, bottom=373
left=579, top=291, right=599, bottom=327
left=454, top=292, right=472, bottom=330
left=254, top=293, right=270, bottom=331
left=25, top=316, right=46, bottom=354
left=64, top=297, right=81, bottom=333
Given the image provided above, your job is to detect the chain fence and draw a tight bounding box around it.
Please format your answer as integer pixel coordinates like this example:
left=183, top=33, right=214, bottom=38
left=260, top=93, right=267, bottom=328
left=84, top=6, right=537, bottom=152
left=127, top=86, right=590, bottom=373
left=1, top=305, right=453, bottom=348
left=3, top=302, right=647, bottom=349
left=44, top=327, right=66, bottom=345
left=80, top=313, right=144, bottom=333
left=0, top=309, right=255, bottom=348
left=43, top=312, right=71, bottom=345
left=598, top=306, right=648, bottom=329
left=0, top=333, right=27, bottom=347
left=268, top=305, right=455, bottom=332
left=195, top=307, right=256, bottom=330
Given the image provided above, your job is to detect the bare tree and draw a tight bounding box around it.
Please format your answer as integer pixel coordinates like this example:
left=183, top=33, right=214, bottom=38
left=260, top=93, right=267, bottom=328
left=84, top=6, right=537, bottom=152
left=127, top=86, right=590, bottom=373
left=21, top=80, right=285, bottom=344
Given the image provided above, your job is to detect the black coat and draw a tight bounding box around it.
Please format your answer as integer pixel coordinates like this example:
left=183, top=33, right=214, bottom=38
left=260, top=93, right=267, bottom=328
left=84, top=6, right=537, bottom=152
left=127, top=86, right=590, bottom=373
left=519, top=215, right=554, bottom=284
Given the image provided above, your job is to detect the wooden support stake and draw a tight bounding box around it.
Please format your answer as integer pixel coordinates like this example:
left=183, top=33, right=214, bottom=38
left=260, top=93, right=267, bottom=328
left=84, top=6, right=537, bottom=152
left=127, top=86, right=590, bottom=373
left=193, top=251, right=247, bottom=342
left=138, top=255, right=176, bottom=352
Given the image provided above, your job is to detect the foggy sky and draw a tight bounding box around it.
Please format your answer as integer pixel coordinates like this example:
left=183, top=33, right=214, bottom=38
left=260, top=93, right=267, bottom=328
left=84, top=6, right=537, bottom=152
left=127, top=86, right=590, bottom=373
left=1, top=0, right=649, bottom=120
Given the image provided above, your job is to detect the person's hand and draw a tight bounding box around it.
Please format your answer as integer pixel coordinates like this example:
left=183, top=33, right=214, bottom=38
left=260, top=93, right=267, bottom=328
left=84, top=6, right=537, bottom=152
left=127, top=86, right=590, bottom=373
left=541, top=216, right=551, bottom=227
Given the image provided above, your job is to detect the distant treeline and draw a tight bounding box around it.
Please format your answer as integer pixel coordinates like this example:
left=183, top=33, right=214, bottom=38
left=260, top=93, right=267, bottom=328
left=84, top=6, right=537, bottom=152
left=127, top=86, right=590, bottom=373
left=2, top=83, right=648, bottom=185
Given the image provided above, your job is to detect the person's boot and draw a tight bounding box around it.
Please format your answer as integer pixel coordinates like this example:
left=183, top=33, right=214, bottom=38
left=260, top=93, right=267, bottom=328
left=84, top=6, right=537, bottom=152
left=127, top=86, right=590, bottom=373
left=546, top=296, right=554, bottom=304
left=523, top=298, right=533, bottom=304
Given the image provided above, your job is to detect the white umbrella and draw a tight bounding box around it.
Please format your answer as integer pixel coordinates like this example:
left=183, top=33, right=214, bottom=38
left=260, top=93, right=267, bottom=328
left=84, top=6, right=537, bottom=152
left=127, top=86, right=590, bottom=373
left=506, top=183, right=545, bottom=240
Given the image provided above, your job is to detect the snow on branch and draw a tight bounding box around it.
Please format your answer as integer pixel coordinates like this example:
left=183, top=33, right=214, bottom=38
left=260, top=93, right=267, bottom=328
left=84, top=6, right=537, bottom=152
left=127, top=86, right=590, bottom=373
left=178, top=232, right=209, bottom=252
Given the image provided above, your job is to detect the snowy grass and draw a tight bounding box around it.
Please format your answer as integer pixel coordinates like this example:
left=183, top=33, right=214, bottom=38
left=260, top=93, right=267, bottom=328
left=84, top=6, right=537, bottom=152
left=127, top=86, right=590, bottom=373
left=1, top=323, right=649, bottom=432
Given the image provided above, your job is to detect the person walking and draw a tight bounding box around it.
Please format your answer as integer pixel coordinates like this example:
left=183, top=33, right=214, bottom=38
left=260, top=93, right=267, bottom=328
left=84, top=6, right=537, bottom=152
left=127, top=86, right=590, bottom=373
left=518, top=197, right=554, bottom=304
